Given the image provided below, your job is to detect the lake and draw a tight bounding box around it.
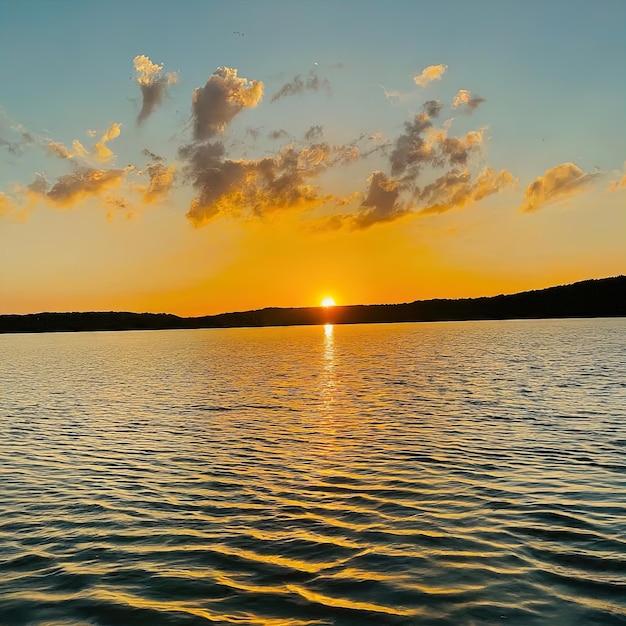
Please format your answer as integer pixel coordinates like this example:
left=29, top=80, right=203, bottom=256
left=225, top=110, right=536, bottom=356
left=1, top=319, right=625, bottom=625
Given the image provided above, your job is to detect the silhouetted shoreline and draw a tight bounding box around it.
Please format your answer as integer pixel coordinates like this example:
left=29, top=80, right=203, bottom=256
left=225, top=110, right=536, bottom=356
left=1, top=276, right=624, bottom=334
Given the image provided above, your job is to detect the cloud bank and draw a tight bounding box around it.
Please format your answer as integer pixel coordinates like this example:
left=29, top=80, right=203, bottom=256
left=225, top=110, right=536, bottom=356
left=2, top=56, right=608, bottom=233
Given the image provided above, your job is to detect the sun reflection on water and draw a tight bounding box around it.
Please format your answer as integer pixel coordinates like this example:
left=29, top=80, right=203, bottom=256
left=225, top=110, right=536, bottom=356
left=320, top=324, right=335, bottom=415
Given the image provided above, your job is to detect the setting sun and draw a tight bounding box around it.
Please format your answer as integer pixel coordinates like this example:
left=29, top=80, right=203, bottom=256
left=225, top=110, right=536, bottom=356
left=321, top=297, right=336, bottom=307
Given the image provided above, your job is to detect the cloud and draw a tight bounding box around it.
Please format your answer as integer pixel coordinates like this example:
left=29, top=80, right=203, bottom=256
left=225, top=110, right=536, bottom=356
left=271, top=70, right=331, bottom=102
left=413, top=64, right=447, bottom=88
left=72, top=140, right=89, bottom=158
left=304, top=125, right=324, bottom=142
left=46, top=166, right=130, bottom=207
left=268, top=129, right=290, bottom=141
left=389, top=101, right=442, bottom=178
left=47, top=141, right=75, bottom=160
left=47, top=131, right=116, bottom=163
left=134, top=55, right=179, bottom=125
left=0, top=191, right=30, bottom=223
left=192, top=67, right=263, bottom=141
left=0, top=111, right=35, bottom=156
left=179, top=138, right=360, bottom=226
left=93, top=122, right=122, bottom=163
left=316, top=100, right=510, bottom=230
left=520, top=162, right=600, bottom=212
left=379, top=85, right=414, bottom=104
left=142, top=162, right=176, bottom=204
left=606, top=162, right=626, bottom=193
left=452, top=89, right=485, bottom=111
left=0, top=192, right=14, bottom=216
left=351, top=171, right=407, bottom=229
left=419, top=167, right=516, bottom=214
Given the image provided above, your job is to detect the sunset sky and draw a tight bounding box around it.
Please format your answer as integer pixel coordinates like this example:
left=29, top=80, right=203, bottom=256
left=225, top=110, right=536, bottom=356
left=1, top=0, right=624, bottom=316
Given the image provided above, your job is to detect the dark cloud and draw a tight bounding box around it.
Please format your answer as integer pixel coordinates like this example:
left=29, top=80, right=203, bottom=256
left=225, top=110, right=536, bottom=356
left=191, top=67, right=263, bottom=141
left=1, top=136, right=22, bottom=156
left=352, top=171, right=407, bottom=229
left=245, top=127, right=263, bottom=142
left=46, top=167, right=129, bottom=207
left=389, top=101, right=442, bottom=178
left=143, top=162, right=175, bottom=204
left=304, top=125, right=324, bottom=142
left=318, top=99, right=513, bottom=230
left=134, top=55, right=179, bottom=125
left=179, top=138, right=363, bottom=226
left=271, top=70, right=331, bottom=102
left=268, top=129, right=290, bottom=141
left=142, top=148, right=165, bottom=162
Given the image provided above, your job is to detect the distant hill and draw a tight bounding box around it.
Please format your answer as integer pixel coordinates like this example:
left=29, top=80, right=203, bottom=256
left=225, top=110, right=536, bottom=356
left=1, top=276, right=624, bottom=334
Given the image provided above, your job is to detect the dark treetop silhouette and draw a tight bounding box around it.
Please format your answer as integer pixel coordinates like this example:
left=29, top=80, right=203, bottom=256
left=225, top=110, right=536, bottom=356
left=1, top=276, right=624, bottom=334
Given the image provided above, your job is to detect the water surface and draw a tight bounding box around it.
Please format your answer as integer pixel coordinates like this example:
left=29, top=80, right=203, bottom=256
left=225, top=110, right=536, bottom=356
left=1, top=319, right=625, bottom=625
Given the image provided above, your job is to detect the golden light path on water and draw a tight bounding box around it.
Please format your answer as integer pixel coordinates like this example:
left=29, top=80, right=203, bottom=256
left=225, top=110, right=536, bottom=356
left=0, top=318, right=625, bottom=625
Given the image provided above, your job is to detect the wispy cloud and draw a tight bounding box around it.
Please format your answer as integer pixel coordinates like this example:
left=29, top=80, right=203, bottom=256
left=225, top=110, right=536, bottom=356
left=271, top=70, right=331, bottom=102
left=520, top=163, right=600, bottom=212
left=93, top=122, right=122, bottom=163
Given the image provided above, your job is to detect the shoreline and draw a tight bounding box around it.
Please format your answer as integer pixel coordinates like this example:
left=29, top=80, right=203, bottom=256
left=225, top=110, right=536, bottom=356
left=1, top=276, right=624, bottom=335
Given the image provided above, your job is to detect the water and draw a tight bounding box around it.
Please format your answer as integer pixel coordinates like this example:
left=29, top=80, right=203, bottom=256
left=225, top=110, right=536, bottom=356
left=1, top=318, right=625, bottom=625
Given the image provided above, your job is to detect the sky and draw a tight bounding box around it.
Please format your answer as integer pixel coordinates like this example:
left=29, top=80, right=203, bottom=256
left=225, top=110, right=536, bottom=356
left=1, top=0, right=624, bottom=316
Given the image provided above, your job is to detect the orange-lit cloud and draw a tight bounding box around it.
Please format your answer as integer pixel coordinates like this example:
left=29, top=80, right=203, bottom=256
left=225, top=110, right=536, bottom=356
left=46, top=166, right=130, bottom=207
left=93, top=122, right=122, bottom=163
left=142, top=162, right=176, bottom=204
left=606, top=163, right=626, bottom=193
left=419, top=167, right=516, bottom=214
left=46, top=141, right=75, bottom=160
left=192, top=67, right=263, bottom=140
left=0, top=190, right=30, bottom=223
left=72, top=139, right=89, bottom=158
left=520, top=163, right=600, bottom=212
left=181, top=140, right=342, bottom=227
left=271, top=70, right=331, bottom=102
left=452, top=89, right=485, bottom=112
left=0, top=191, right=14, bottom=215
left=47, top=137, right=99, bottom=162
left=313, top=98, right=511, bottom=230
left=413, top=64, right=447, bottom=87
left=134, top=54, right=179, bottom=125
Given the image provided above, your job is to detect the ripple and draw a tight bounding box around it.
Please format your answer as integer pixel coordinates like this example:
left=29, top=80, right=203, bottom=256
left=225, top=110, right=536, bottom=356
left=1, top=319, right=625, bottom=625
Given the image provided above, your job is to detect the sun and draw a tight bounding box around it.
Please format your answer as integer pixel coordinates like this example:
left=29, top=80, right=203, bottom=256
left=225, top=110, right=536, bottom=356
left=321, top=296, right=336, bottom=307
